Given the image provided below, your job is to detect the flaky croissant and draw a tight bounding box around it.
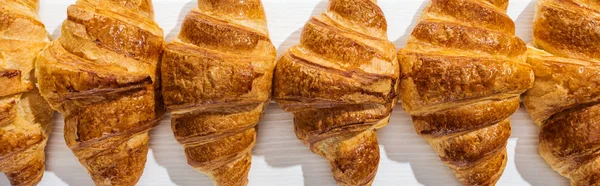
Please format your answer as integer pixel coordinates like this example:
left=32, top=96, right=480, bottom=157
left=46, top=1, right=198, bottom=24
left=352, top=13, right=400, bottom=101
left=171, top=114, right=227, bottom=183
left=35, top=0, right=164, bottom=185
left=161, top=0, right=276, bottom=185
left=273, top=0, right=399, bottom=185
left=398, top=0, right=534, bottom=185
left=0, top=1, right=53, bottom=185
left=523, top=0, right=600, bottom=185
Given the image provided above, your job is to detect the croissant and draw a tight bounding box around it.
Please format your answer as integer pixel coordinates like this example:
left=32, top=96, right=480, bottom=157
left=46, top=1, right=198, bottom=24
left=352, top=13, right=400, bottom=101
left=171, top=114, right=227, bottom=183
left=398, top=0, right=534, bottom=185
left=273, top=0, right=399, bottom=185
left=35, top=0, right=164, bottom=185
left=0, top=1, right=53, bottom=185
left=522, top=0, right=600, bottom=185
left=161, top=0, right=275, bottom=185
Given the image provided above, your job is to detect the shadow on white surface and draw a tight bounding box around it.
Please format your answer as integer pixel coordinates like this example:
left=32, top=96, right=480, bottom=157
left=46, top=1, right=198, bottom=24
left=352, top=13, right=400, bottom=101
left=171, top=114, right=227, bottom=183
left=392, top=1, right=428, bottom=50
left=149, top=114, right=214, bottom=186
left=148, top=2, right=214, bottom=185
left=379, top=108, right=462, bottom=186
left=0, top=174, right=5, bottom=185
left=274, top=0, right=327, bottom=58
left=254, top=104, right=337, bottom=186
left=513, top=0, right=536, bottom=43
left=513, top=108, right=569, bottom=186
left=165, top=0, right=196, bottom=41
left=254, top=2, right=339, bottom=186
left=276, top=28, right=303, bottom=59
left=52, top=26, right=61, bottom=41
left=385, top=2, right=462, bottom=185
left=43, top=115, right=94, bottom=186
left=51, top=20, right=63, bottom=41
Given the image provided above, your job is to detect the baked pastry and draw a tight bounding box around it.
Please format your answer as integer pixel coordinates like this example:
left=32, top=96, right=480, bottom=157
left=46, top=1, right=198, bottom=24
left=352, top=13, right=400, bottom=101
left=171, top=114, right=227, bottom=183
left=161, top=0, right=275, bottom=185
left=0, top=0, right=53, bottom=185
left=398, top=0, right=534, bottom=185
left=273, top=0, right=399, bottom=185
left=35, top=0, right=164, bottom=185
left=522, top=0, right=600, bottom=184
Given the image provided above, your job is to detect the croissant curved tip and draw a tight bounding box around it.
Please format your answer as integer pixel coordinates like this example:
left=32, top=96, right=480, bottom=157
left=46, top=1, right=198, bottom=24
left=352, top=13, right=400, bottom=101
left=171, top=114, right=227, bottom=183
left=201, top=152, right=252, bottom=186
left=452, top=149, right=508, bottom=186
left=78, top=133, right=149, bottom=186
left=5, top=157, right=45, bottom=186
left=320, top=130, right=380, bottom=186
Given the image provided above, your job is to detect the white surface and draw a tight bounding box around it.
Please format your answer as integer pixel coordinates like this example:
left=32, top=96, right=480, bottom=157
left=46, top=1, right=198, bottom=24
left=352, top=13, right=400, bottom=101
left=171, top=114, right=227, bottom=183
left=0, top=0, right=568, bottom=185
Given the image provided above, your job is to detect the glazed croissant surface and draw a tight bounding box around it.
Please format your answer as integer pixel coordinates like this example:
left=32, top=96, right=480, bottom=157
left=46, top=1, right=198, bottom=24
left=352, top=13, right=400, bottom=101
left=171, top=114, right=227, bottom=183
left=523, top=0, right=600, bottom=185
left=273, top=0, right=399, bottom=185
left=161, top=0, right=276, bottom=185
left=398, top=0, right=534, bottom=185
left=0, top=0, right=53, bottom=185
left=35, top=0, right=164, bottom=185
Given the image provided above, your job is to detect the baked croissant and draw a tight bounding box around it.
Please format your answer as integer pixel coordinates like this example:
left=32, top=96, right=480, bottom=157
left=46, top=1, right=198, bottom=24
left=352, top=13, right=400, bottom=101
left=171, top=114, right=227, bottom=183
left=398, top=0, right=534, bottom=185
left=161, top=0, right=275, bottom=185
left=273, top=0, right=399, bottom=185
left=35, top=0, right=164, bottom=185
left=0, top=1, right=53, bottom=185
left=523, top=0, right=600, bottom=185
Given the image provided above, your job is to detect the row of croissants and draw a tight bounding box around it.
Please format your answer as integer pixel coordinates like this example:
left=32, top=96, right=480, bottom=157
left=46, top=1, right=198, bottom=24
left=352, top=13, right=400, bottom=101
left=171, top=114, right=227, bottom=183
left=0, top=0, right=597, bottom=185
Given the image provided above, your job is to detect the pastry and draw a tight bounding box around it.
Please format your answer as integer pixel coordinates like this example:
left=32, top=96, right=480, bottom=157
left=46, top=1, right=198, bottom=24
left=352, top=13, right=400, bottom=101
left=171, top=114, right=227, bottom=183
left=398, top=0, right=534, bottom=185
left=273, top=0, right=399, bottom=185
left=523, top=0, right=600, bottom=184
left=0, top=0, right=53, bottom=185
left=161, top=0, right=276, bottom=185
left=35, top=0, right=164, bottom=185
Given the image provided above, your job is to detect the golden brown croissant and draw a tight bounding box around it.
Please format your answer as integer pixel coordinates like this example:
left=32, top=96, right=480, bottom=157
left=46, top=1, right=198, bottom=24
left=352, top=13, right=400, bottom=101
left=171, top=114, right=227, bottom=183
left=273, top=0, right=399, bottom=185
left=398, top=0, right=534, bottom=185
left=35, top=0, right=164, bottom=185
left=0, top=1, right=53, bottom=185
left=523, top=0, right=600, bottom=185
left=161, top=0, right=276, bottom=185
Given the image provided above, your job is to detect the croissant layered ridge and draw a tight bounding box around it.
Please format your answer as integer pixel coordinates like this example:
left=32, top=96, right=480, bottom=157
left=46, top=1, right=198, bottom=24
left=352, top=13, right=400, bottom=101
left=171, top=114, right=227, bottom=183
left=273, top=0, right=399, bottom=185
left=35, top=0, right=165, bottom=185
left=0, top=0, right=53, bottom=185
left=523, top=0, right=600, bottom=185
left=399, top=0, right=534, bottom=185
left=161, top=0, right=276, bottom=185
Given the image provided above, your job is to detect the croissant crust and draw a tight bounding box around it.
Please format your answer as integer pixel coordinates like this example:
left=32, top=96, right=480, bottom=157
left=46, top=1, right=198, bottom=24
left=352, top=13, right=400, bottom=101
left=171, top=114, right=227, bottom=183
left=35, top=0, right=165, bottom=185
left=161, top=0, right=276, bottom=185
left=274, top=0, right=399, bottom=185
left=523, top=0, right=600, bottom=185
left=0, top=1, right=53, bottom=185
left=399, top=0, right=534, bottom=185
